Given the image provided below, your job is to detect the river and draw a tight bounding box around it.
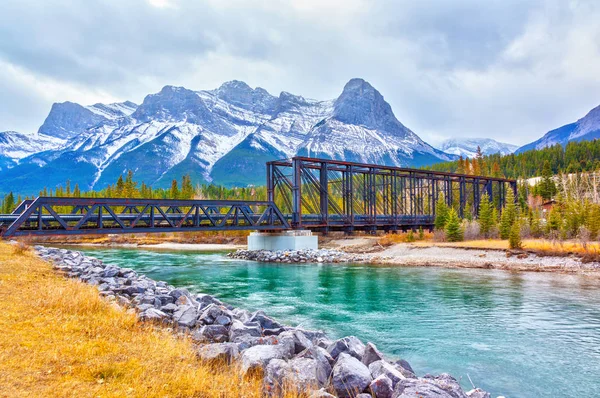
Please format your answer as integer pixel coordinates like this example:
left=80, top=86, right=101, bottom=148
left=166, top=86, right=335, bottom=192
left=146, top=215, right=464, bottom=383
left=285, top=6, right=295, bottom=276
left=77, top=247, right=600, bottom=398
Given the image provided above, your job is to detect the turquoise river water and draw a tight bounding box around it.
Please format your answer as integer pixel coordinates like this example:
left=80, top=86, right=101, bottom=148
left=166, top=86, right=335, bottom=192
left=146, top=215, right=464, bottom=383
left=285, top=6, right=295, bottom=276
left=78, top=248, right=600, bottom=398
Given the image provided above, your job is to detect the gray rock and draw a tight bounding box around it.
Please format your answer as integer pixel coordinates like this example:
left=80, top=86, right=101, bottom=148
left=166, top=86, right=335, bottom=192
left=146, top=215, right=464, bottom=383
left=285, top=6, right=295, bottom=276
left=240, top=343, right=294, bottom=374
left=289, top=356, right=331, bottom=389
left=197, top=343, right=239, bottom=364
left=192, top=325, right=229, bottom=343
left=370, top=375, right=393, bottom=398
left=198, top=303, right=228, bottom=325
left=331, top=353, right=373, bottom=398
left=102, top=266, right=120, bottom=277
left=369, top=360, right=405, bottom=387
left=308, top=388, right=336, bottom=398
left=356, top=395, right=372, bottom=398
left=327, top=336, right=366, bottom=360
left=157, top=294, right=175, bottom=305
left=161, top=303, right=178, bottom=313
left=173, top=305, right=198, bottom=328
left=393, top=374, right=468, bottom=398
left=215, top=314, right=232, bottom=326
left=140, top=308, right=168, bottom=322
left=466, top=389, right=491, bottom=398
left=264, top=359, right=292, bottom=394
left=234, top=335, right=280, bottom=352
left=279, top=329, right=313, bottom=354
left=196, top=293, right=223, bottom=309
left=395, top=359, right=414, bottom=375
left=169, top=287, right=191, bottom=300
left=249, top=310, right=283, bottom=330
left=362, top=342, right=385, bottom=366
left=229, top=320, right=262, bottom=342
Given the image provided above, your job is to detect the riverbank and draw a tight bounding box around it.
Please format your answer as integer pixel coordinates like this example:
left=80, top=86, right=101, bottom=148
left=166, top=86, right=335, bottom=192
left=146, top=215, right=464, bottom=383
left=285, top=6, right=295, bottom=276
left=0, top=242, right=267, bottom=398
left=228, top=238, right=600, bottom=275
left=9, top=242, right=492, bottom=398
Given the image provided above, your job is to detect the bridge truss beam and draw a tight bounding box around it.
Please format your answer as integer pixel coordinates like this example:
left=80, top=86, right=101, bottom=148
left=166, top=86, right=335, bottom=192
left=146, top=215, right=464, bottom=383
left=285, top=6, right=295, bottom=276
left=0, top=197, right=289, bottom=238
left=267, top=157, right=517, bottom=233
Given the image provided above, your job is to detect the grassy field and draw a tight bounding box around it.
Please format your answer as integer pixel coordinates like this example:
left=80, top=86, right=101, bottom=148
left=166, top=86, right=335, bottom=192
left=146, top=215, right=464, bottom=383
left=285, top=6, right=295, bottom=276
left=0, top=241, right=295, bottom=398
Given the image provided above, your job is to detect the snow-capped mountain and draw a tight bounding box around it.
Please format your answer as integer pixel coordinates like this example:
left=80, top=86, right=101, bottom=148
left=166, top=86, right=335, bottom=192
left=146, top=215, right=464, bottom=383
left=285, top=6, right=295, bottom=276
left=437, top=138, right=518, bottom=158
left=0, top=78, right=456, bottom=194
left=516, top=104, right=600, bottom=153
left=0, top=131, right=65, bottom=171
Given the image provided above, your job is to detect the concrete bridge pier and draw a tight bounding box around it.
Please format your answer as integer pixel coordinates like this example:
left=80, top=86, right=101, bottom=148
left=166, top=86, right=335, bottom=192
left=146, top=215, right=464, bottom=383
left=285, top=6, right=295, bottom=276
left=247, top=230, right=318, bottom=251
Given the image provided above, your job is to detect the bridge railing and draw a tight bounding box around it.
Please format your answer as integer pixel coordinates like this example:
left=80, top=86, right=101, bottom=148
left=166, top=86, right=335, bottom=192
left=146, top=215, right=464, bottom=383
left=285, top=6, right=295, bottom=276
left=0, top=197, right=289, bottom=238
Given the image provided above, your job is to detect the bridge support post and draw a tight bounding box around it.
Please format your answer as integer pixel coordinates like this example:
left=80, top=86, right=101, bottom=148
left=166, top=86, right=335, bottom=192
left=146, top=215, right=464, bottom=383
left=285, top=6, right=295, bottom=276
left=247, top=230, right=318, bottom=251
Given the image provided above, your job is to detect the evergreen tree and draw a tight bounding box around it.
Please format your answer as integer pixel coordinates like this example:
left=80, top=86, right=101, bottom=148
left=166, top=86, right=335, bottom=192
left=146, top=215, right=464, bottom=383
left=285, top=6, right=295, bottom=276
left=434, top=195, right=449, bottom=230
left=169, top=179, right=180, bottom=199
left=586, top=204, right=600, bottom=239
left=116, top=175, right=125, bottom=197
left=509, top=220, right=522, bottom=249
left=3, top=192, right=15, bottom=213
left=530, top=210, right=543, bottom=238
left=478, top=192, right=494, bottom=238
left=546, top=207, right=562, bottom=234
left=181, top=174, right=194, bottom=199
left=73, top=184, right=81, bottom=197
left=538, top=160, right=557, bottom=200
left=445, top=208, right=464, bottom=242
left=499, top=187, right=517, bottom=239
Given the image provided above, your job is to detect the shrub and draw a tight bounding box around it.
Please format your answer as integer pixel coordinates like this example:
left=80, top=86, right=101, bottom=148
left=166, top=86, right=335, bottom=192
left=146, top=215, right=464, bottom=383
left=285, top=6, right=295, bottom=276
left=406, top=230, right=416, bottom=242
left=463, top=220, right=481, bottom=241
left=445, top=208, right=464, bottom=242
left=418, top=227, right=425, bottom=240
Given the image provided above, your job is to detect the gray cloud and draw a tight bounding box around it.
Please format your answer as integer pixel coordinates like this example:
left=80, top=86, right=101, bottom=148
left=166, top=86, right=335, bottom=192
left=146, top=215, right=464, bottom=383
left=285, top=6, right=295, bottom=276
left=1, top=0, right=599, bottom=146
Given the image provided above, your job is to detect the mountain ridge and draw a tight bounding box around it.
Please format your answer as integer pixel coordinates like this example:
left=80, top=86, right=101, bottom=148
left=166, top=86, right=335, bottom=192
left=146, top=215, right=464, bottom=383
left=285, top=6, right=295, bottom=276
left=0, top=78, right=456, bottom=195
left=517, top=104, right=600, bottom=153
left=437, top=138, right=518, bottom=159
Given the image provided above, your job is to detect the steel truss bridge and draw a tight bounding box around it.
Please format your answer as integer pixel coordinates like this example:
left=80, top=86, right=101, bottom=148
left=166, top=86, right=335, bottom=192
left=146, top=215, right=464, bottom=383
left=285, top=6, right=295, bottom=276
left=0, top=157, right=515, bottom=238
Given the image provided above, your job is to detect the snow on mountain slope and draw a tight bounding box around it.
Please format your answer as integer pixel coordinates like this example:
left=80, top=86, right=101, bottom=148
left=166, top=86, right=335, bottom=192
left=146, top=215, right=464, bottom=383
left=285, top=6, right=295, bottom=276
left=438, top=138, right=518, bottom=158
left=517, top=104, right=600, bottom=153
left=0, top=131, right=65, bottom=160
left=0, top=78, right=457, bottom=194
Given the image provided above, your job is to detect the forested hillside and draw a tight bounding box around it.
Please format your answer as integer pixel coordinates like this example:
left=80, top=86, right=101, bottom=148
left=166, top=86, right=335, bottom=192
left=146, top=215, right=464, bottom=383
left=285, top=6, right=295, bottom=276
left=425, top=140, right=600, bottom=178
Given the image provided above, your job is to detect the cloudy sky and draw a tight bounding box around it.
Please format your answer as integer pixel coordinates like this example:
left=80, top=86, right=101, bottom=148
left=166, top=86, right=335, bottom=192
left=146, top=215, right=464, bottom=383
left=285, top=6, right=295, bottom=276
left=1, top=0, right=599, bottom=146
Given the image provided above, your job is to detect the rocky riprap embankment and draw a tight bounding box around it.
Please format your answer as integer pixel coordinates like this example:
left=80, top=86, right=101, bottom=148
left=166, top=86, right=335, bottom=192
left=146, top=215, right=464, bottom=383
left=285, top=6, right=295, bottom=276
left=36, top=246, right=491, bottom=398
left=228, top=249, right=370, bottom=264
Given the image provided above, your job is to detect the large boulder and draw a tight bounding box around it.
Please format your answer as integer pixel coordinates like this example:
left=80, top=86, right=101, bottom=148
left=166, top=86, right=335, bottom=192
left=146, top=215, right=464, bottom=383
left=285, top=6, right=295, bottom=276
left=279, top=329, right=313, bottom=354
left=249, top=310, right=283, bottom=330
left=229, top=320, right=262, bottom=342
left=139, top=308, right=168, bottom=322
left=308, top=388, right=336, bottom=398
left=370, top=375, right=394, bottom=398
left=327, top=336, right=366, bottom=360
left=192, top=325, right=229, bottom=343
left=265, top=357, right=330, bottom=394
left=369, top=360, right=405, bottom=387
left=393, top=374, right=469, bottom=398
left=466, top=389, right=491, bottom=398
left=240, top=343, right=295, bottom=374
left=172, top=305, right=198, bottom=328
left=362, top=342, right=385, bottom=366
left=197, top=343, right=239, bottom=364
left=198, top=303, right=229, bottom=325
left=331, top=353, right=373, bottom=398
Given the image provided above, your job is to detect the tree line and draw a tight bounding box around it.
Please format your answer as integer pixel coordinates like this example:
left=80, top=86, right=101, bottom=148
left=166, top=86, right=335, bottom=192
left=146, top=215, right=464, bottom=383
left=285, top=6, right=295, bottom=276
left=426, top=140, right=600, bottom=179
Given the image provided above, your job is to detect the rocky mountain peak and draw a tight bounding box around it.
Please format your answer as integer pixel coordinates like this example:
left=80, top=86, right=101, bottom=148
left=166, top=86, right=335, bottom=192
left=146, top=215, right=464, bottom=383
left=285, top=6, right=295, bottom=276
left=334, top=78, right=410, bottom=137
left=215, top=80, right=277, bottom=114
left=37, top=101, right=107, bottom=139
left=132, top=85, right=213, bottom=124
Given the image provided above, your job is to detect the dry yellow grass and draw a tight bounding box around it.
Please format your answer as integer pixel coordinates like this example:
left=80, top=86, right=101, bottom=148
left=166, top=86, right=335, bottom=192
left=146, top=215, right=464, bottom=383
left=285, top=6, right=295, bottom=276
left=0, top=241, right=296, bottom=398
